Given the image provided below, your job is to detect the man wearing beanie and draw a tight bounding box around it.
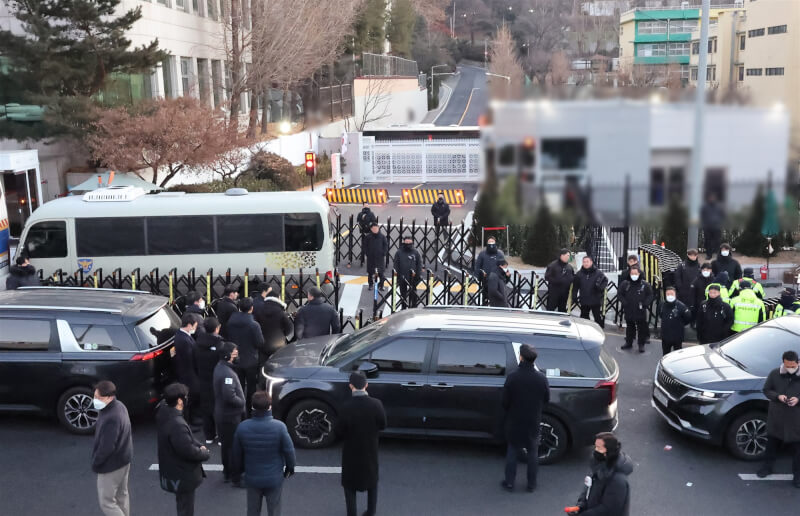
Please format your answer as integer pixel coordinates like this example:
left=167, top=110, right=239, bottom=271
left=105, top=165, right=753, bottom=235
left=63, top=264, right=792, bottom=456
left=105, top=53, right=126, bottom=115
left=544, top=248, right=574, bottom=312
left=773, top=288, right=800, bottom=318
left=696, top=284, right=734, bottom=344
left=294, top=287, right=341, bottom=340
left=339, top=372, right=386, bottom=516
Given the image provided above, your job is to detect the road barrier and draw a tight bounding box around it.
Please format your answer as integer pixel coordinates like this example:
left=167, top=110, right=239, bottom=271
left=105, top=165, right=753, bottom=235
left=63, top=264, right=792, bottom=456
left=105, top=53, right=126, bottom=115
left=325, top=187, right=389, bottom=204
left=400, top=188, right=465, bottom=205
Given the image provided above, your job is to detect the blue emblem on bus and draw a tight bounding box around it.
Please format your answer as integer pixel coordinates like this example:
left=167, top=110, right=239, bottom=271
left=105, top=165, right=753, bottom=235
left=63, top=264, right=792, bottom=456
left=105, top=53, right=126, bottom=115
left=78, top=258, right=94, bottom=273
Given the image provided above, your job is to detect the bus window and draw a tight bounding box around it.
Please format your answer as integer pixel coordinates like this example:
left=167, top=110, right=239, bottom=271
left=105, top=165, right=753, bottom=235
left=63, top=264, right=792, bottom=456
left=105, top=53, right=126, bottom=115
left=146, top=216, right=214, bottom=255
left=284, top=213, right=323, bottom=252
left=216, top=214, right=282, bottom=253
left=24, top=221, right=67, bottom=258
left=76, top=217, right=146, bottom=256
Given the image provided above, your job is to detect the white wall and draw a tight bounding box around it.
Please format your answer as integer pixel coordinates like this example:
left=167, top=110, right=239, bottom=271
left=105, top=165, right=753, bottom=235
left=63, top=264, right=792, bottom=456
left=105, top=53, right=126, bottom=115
left=352, top=78, right=428, bottom=130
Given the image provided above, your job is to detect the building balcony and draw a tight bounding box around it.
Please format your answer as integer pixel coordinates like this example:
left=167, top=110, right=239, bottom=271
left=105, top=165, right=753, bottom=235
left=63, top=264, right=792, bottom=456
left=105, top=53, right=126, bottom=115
left=634, top=56, right=691, bottom=65
left=635, top=33, right=693, bottom=43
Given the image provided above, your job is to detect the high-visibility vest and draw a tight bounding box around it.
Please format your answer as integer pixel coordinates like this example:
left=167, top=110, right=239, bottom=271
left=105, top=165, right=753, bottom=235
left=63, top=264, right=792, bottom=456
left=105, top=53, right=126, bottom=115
left=730, top=289, right=766, bottom=332
left=705, top=283, right=731, bottom=305
left=730, top=278, right=765, bottom=299
left=771, top=302, right=800, bottom=318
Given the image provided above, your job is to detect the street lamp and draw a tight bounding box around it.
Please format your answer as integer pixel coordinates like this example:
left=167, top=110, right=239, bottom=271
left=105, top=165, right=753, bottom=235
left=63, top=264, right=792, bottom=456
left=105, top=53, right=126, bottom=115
left=485, top=71, right=512, bottom=99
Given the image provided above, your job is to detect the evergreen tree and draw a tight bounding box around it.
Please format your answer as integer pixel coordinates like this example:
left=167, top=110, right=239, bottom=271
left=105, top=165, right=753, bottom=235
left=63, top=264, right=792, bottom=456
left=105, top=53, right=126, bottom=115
left=735, top=185, right=767, bottom=256
left=473, top=167, right=501, bottom=231
left=659, top=195, right=688, bottom=255
left=354, top=0, right=387, bottom=55
left=523, top=200, right=559, bottom=266
left=0, top=0, right=165, bottom=139
left=387, top=0, right=416, bottom=58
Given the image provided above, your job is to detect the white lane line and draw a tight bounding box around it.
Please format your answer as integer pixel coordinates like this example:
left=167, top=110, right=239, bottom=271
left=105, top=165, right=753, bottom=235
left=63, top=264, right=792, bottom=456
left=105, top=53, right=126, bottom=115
left=149, top=464, right=341, bottom=474
left=338, top=283, right=362, bottom=318
left=738, top=473, right=794, bottom=481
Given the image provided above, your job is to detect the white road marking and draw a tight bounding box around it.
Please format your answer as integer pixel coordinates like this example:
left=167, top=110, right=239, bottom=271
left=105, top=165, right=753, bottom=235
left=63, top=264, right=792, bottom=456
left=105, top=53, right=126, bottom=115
left=149, top=464, right=340, bottom=474
left=738, top=473, right=794, bottom=481
left=338, top=283, right=362, bottom=317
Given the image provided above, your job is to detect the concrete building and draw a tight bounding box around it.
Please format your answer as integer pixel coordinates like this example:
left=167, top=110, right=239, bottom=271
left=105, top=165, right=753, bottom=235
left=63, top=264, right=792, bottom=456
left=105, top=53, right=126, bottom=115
left=687, top=8, right=745, bottom=90
left=484, top=99, right=789, bottom=223
left=619, top=2, right=744, bottom=85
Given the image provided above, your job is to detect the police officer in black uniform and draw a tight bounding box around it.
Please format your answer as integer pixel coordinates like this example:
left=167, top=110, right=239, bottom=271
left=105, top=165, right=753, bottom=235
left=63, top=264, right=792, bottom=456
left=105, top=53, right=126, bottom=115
left=544, top=248, right=574, bottom=312
left=393, top=234, right=422, bottom=309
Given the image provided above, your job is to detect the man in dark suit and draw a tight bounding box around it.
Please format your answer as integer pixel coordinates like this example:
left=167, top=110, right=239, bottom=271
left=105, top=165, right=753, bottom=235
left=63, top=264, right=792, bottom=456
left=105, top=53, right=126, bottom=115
left=488, top=259, right=511, bottom=307
left=173, top=313, right=202, bottom=425
left=501, top=344, right=550, bottom=493
left=339, top=372, right=387, bottom=516
left=156, top=383, right=210, bottom=516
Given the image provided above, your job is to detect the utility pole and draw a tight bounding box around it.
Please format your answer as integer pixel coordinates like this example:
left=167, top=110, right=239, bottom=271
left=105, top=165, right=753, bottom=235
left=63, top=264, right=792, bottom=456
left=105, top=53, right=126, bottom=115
left=687, top=0, right=711, bottom=250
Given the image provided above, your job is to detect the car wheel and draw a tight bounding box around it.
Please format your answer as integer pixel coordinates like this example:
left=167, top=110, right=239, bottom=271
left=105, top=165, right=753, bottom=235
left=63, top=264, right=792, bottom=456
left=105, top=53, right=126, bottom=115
left=538, top=415, right=569, bottom=465
left=286, top=400, right=337, bottom=449
left=726, top=411, right=768, bottom=461
left=57, top=387, right=98, bottom=435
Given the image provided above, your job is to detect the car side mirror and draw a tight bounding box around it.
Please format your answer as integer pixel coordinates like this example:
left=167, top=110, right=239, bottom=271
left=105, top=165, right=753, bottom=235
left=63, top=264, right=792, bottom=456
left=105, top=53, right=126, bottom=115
left=358, top=361, right=379, bottom=378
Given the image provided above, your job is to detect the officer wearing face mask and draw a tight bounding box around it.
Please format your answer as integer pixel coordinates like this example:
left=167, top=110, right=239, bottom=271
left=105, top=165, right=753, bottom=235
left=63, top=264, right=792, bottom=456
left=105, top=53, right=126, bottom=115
left=619, top=265, right=653, bottom=353
left=475, top=237, right=505, bottom=304
left=185, top=291, right=208, bottom=321
left=674, top=249, right=700, bottom=307
left=566, top=432, right=633, bottom=515
left=659, top=286, right=692, bottom=356
left=690, top=263, right=714, bottom=318
left=757, top=350, right=800, bottom=488
left=214, top=342, right=246, bottom=487
left=772, top=288, right=800, bottom=318
left=711, top=243, right=742, bottom=281
left=393, top=234, right=423, bottom=309
left=488, top=259, right=511, bottom=307
left=696, top=285, right=734, bottom=344
left=173, top=313, right=203, bottom=426
left=431, top=194, right=451, bottom=227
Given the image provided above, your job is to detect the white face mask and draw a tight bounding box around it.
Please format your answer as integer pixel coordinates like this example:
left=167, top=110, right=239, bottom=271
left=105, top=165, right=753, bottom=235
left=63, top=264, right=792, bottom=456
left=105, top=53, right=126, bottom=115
left=630, top=274, right=640, bottom=281
left=92, top=398, right=108, bottom=411
left=666, top=295, right=676, bottom=303
left=786, top=367, right=799, bottom=374
left=721, top=250, right=730, bottom=257
left=198, top=299, right=206, bottom=310
left=702, top=271, right=711, bottom=278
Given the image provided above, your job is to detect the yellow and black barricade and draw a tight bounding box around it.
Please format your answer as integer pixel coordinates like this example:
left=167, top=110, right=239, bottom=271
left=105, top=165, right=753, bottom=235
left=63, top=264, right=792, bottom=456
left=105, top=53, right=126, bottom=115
left=325, top=188, right=389, bottom=204
left=400, top=188, right=465, bottom=205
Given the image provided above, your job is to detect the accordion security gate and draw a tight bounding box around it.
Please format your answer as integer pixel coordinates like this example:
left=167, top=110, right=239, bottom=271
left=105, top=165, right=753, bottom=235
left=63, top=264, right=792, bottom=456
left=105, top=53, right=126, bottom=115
left=359, top=136, right=481, bottom=183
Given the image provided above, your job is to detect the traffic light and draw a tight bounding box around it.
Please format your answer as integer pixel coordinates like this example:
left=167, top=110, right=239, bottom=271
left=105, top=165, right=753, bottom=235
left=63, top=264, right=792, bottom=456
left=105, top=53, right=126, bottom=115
left=305, top=151, right=316, bottom=176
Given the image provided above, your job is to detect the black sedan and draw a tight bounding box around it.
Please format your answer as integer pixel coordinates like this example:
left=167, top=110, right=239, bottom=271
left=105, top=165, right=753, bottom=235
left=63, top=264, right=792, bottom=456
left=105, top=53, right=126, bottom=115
left=263, top=307, right=619, bottom=464
left=652, top=316, right=800, bottom=460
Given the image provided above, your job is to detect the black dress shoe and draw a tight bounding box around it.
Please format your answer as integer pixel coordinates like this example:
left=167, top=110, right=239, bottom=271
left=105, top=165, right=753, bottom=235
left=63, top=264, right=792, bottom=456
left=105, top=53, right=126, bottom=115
left=500, top=481, right=513, bottom=492
left=621, top=343, right=633, bottom=350
left=638, top=346, right=645, bottom=353
left=526, top=485, right=536, bottom=493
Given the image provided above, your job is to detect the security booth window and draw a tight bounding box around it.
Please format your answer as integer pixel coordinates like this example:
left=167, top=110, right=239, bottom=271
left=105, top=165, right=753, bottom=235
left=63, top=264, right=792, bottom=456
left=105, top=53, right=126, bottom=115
left=0, top=319, right=52, bottom=351
left=284, top=213, right=323, bottom=251
left=24, top=221, right=68, bottom=259
left=541, top=139, right=586, bottom=170
left=76, top=217, right=146, bottom=256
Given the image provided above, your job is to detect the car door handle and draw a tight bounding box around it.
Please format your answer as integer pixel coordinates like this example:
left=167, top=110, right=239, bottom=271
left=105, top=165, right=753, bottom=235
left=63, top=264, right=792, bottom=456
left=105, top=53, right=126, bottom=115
left=401, top=382, right=423, bottom=388
left=433, top=383, right=453, bottom=389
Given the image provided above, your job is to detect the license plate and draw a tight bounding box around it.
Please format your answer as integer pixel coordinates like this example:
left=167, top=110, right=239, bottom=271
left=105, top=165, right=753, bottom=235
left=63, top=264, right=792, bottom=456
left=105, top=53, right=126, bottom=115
left=654, top=388, right=669, bottom=407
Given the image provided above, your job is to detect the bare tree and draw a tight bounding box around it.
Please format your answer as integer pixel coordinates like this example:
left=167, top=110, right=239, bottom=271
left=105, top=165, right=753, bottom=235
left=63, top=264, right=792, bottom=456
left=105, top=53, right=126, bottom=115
left=488, top=25, right=524, bottom=99
left=511, top=0, right=572, bottom=86
left=353, top=76, right=392, bottom=131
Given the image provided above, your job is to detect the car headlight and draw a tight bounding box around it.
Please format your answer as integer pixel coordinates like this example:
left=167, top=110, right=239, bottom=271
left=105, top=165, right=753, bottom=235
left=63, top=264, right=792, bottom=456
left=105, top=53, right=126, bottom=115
left=264, top=374, right=287, bottom=393
left=685, top=389, right=732, bottom=400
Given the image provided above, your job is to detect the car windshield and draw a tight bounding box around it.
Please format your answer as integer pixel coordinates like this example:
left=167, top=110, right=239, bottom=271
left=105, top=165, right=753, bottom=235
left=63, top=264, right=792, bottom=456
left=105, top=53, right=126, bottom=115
left=719, top=326, right=800, bottom=377
left=135, top=307, right=180, bottom=348
left=325, top=323, right=387, bottom=365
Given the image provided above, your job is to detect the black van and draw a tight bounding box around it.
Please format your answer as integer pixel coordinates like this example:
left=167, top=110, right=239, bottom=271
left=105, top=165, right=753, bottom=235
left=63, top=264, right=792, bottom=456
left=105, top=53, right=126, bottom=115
left=0, top=287, right=178, bottom=434
left=263, top=306, right=619, bottom=464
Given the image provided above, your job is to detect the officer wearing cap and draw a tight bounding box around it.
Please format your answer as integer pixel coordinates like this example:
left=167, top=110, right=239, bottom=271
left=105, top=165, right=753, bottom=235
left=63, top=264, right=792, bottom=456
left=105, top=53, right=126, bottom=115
left=339, top=372, right=386, bottom=516
left=772, top=288, right=800, bottom=318
left=696, top=284, right=734, bottom=344
left=730, top=267, right=765, bottom=300
left=730, top=280, right=766, bottom=333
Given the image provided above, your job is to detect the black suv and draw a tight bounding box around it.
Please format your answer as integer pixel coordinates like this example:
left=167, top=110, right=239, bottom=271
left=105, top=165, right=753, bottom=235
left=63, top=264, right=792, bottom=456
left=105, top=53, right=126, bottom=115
left=263, top=307, right=619, bottom=464
left=0, top=287, right=179, bottom=434
left=652, top=316, right=800, bottom=460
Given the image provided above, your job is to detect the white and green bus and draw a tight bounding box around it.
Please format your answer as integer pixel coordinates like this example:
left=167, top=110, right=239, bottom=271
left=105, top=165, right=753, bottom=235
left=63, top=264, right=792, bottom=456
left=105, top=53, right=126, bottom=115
left=17, top=186, right=334, bottom=280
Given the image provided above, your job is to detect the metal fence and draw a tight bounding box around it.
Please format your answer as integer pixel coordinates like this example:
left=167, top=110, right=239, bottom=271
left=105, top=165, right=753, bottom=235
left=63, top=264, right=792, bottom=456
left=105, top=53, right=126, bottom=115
left=318, top=83, right=353, bottom=122
left=361, top=53, right=419, bottom=77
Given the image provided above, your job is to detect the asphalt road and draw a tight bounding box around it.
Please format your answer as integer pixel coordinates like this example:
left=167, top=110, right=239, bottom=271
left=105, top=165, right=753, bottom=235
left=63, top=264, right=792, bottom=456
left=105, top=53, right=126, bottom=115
left=434, top=65, right=489, bottom=127
left=1, top=333, right=795, bottom=516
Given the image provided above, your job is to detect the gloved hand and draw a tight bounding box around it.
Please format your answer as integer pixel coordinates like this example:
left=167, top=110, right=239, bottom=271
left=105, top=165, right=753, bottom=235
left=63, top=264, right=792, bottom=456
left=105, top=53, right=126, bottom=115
left=283, top=466, right=294, bottom=478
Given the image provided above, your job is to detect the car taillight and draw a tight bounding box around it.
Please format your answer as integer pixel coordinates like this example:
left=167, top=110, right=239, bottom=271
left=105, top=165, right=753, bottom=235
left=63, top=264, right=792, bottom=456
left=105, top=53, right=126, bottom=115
left=595, top=380, right=617, bottom=405
left=131, top=349, right=165, bottom=361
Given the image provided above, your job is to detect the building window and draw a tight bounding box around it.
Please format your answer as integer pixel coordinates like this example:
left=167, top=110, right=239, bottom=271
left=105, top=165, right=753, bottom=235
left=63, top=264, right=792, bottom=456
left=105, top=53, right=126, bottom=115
left=668, top=42, right=690, bottom=56
left=541, top=139, right=587, bottom=170
left=690, top=67, right=698, bottom=80
left=192, top=0, right=199, bottom=14
left=180, top=57, right=193, bottom=97
left=706, top=66, right=716, bottom=81
left=708, top=38, right=717, bottom=54
left=670, top=20, right=697, bottom=34
left=206, top=0, right=217, bottom=20
left=680, top=65, right=689, bottom=79
left=197, top=58, right=210, bottom=104
left=738, top=66, right=744, bottom=81
left=211, top=60, right=223, bottom=107
left=162, top=57, right=175, bottom=98
left=650, top=168, right=665, bottom=206
left=766, top=67, right=785, bottom=76
left=175, top=0, right=186, bottom=10
left=668, top=168, right=684, bottom=201
left=746, top=68, right=763, bottom=76
left=157, top=0, right=169, bottom=5
left=768, top=25, right=787, bottom=35
left=637, top=43, right=666, bottom=57
left=691, top=42, right=700, bottom=55
left=747, top=28, right=765, bottom=37
left=638, top=21, right=668, bottom=35
left=740, top=35, right=746, bottom=50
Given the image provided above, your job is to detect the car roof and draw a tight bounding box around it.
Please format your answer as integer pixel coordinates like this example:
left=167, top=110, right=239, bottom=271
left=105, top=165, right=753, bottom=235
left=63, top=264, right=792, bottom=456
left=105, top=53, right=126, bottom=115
left=0, top=287, right=168, bottom=324
left=383, top=306, right=605, bottom=347
left=763, top=314, right=800, bottom=333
